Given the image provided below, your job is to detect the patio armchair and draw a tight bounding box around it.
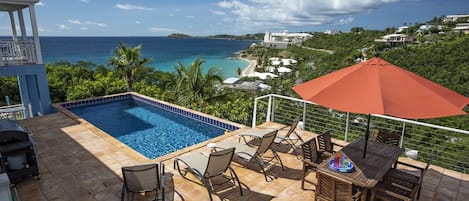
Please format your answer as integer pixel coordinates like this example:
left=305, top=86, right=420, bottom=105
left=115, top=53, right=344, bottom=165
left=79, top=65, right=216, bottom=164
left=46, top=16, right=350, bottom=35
left=173, top=148, right=242, bottom=201
left=121, top=163, right=165, bottom=201
left=316, top=130, right=343, bottom=158
left=371, top=162, right=430, bottom=201
left=300, top=137, right=326, bottom=190
left=315, top=171, right=361, bottom=201
left=239, top=116, right=304, bottom=157
left=371, top=130, right=401, bottom=147
left=216, top=130, right=284, bottom=182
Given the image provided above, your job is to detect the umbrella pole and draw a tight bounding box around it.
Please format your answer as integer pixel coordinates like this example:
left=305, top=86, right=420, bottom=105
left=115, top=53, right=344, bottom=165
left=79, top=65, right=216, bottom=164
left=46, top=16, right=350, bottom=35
left=363, top=114, right=371, bottom=158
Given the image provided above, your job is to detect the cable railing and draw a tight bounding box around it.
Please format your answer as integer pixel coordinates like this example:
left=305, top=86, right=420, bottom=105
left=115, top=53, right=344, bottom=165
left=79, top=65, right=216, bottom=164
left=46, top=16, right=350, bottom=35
left=253, top=94, right=469, bottom=173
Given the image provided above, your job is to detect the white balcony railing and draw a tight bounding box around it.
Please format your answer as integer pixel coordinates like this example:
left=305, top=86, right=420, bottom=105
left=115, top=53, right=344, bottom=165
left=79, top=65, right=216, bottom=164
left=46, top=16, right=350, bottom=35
left=0, top=104, right=26, bottom=120
left=253, top=94, right=469, bottom=173
left=0, top=40, right=37, bottom=66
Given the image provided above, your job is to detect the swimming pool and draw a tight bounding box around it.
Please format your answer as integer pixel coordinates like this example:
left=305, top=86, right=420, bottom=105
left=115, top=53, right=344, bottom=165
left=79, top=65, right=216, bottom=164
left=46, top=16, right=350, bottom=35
left=61, top=93, right=240, bottom=159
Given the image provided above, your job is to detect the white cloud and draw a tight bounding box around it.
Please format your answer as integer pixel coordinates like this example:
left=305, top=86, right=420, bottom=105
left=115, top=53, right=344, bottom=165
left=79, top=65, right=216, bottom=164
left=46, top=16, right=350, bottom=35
left=38, top=26, right=53, bottom=33
left=148, top=27, right=178, bottom=33
left=136, top=21, right=141, bottom=24
left=115, top=4, right=154, bottom=11
left=68, top=19, right=107, bottom=27
left=68, top=19, right=83, bottom=25
left=80, top=27, right=88, bottom=30
left=57, top=24, right=71, bottom=30
left=79, top=0, right=90, bottom=3
left=85, top=21, right=107, bottom=27
left=36, top=2, right=45, bottom=6
left=210, top=10, right=226, bottom=16
left=217, top=0, right=398, bottom=30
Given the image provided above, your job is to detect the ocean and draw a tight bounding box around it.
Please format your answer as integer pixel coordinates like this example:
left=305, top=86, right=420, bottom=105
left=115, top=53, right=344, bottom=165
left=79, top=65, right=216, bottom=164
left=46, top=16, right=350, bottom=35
left=39, top=37, right=253, bottom=78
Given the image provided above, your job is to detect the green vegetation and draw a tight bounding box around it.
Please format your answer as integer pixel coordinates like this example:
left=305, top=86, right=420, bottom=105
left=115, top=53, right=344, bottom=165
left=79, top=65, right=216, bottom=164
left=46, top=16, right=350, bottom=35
left=162, top=58, right=223, bottom=105
left=109, top=43, right=151, bottom=92
left=167, top=33, right=192, bottom=38
left=208, top=33, right=264, bottom=40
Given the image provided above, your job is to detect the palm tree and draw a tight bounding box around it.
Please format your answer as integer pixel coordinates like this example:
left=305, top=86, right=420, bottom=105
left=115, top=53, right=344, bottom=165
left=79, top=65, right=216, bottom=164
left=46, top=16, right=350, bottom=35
left=167, top=58, right=223, bottom=105
left=109, top=43, right=151, bottom=92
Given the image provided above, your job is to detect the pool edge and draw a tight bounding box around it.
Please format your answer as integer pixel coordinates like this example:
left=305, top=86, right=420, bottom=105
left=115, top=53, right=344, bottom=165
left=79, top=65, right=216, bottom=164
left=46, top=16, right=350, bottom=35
left=53, top=92, right=248, bottom=162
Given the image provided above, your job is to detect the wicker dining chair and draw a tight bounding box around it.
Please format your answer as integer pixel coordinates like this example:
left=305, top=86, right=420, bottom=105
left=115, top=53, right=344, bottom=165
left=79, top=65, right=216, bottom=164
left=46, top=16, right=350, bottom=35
left=315, top=171, right=361, bottom=201
left=317, top=130, right=342, bottom=157
left=300, top=137, right=324, bottom=190
left=372, top=162, right=430, bottom=201
left=371, top=130, right=401, bottom=147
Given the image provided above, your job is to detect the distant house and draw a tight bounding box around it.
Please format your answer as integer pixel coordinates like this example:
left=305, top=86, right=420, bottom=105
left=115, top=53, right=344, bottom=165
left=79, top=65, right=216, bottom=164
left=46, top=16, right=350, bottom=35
left=374, top=34, right=414, bottom=47
left=417, top=24, right=433, bottom=33
left=416, top=24, right=446, bottom=34
left=223, top=77, right=240, bottom=85
left=324, top=29, right=340, bottom=35
left=443, top=14, right=469, bottom=23
left=263, top=30, right=313, bottom=49
left=396, top=26, right=409, bottom=33
left=222, top=77, right=270, bottom=91
left=453, top=23, right=469, bottom=34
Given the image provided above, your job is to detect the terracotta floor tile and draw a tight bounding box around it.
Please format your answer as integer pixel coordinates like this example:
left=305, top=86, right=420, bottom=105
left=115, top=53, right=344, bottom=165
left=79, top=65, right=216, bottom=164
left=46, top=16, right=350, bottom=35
left=9, top=113, right=468, bottom=201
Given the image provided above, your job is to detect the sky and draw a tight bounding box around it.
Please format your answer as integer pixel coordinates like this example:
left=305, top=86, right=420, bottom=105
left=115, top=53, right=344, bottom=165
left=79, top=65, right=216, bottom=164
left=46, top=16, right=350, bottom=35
left=1, top=0, right=469, bottom=36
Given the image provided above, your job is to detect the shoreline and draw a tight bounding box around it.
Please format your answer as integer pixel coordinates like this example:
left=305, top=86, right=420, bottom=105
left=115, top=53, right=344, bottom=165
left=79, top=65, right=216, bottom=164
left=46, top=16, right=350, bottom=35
left=239, top=57, right=257, bottom=77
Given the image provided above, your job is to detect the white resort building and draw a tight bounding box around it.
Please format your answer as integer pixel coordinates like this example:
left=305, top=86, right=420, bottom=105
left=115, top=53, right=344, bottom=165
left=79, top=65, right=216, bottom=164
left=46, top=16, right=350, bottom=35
left=263, top=30, right=313, bottom=49
left=443, top=14, right=469, bottom=23
left=453, top=23, right=469, bottom=34
left=374, top=33, right=414, bottom=47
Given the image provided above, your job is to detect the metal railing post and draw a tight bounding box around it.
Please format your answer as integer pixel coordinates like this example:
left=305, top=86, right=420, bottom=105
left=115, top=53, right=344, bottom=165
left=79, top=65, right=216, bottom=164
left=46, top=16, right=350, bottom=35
left=344, top=112, right=350, bottom=142
left=266, top=95, right=272, bottom=122
left=302, top=102, right=307, bottom=129
left=252, top=98, right=258, bottom=128
left=271, top=96, right=275, bottom=122
left=400, top=122, right=406, bottom=148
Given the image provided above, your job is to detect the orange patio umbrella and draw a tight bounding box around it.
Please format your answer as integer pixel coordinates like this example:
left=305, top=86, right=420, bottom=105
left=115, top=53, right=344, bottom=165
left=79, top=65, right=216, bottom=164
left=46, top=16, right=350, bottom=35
left=292, top=57, right=469, bottom=157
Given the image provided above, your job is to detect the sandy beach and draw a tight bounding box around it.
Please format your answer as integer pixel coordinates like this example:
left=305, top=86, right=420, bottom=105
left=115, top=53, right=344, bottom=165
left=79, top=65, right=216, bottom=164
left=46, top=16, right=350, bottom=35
left=240, top=57, right=257, bottom=77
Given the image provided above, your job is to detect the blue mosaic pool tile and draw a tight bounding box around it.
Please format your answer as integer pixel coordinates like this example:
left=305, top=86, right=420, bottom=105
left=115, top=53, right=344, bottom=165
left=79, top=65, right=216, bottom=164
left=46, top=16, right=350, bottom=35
left=62, top=93, right=239, bottom=131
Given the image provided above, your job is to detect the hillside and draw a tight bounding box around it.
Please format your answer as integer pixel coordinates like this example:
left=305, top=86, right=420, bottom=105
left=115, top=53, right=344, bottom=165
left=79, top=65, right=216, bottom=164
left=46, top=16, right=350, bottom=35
left=167, top=33, right=192, bottom=38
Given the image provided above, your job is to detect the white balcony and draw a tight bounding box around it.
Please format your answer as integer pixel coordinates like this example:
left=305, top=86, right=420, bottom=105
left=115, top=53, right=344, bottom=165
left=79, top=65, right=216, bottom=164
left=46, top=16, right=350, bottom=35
left=0, top=40, right=37, bottom=66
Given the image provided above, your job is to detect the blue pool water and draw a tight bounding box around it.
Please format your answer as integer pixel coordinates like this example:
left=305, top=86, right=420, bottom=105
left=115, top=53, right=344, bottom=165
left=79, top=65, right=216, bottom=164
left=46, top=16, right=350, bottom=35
left=70, top=99, right=225, bottom=159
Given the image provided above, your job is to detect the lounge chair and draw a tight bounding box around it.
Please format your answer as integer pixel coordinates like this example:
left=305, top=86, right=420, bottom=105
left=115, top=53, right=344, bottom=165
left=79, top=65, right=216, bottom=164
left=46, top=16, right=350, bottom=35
left=121, top=163, right=165, bottom=201
left=216, top=130, right=284, bottom=182
left=239, top=116, right=304, bottom=156
left=173, top=148, right=242, bottom=201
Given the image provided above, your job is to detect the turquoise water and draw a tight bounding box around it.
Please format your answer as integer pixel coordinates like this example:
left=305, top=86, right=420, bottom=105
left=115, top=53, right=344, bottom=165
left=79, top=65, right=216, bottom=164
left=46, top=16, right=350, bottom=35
left=70, top=99, right=225, bottom=159
left=40, top=37, right=252, bottom=78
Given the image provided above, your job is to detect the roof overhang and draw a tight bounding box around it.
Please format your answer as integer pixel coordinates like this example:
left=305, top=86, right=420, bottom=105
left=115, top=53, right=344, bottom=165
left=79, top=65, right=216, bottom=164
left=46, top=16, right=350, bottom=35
left=0, top=0, right=40, bottom=12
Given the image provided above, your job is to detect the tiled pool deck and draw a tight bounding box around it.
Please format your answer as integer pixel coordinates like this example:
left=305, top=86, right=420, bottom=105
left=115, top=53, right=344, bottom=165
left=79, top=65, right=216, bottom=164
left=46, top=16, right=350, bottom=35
left=15, top=113, right=469, bottom=201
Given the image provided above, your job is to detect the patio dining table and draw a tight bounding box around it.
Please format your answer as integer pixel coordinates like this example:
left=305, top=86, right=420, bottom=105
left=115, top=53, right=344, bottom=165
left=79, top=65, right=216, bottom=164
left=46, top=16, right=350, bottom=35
left=317, top=137, right=404, bottom=200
